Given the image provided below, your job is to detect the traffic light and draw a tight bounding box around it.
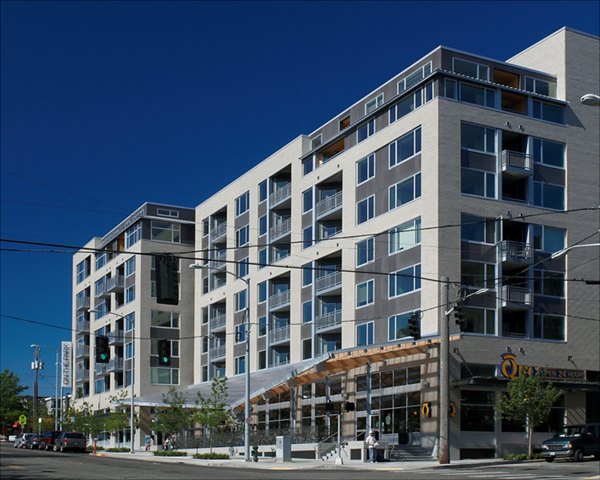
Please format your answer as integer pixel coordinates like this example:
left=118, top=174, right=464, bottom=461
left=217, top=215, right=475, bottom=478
left=155, top=254, right=179, bottom=305
left=95, top=335, right=110, bottom=363
left=158, top=339, right=171, bottom=366
left=454, top=302, right=466, bottom=331
left=408, top=312, right=421, bottom=340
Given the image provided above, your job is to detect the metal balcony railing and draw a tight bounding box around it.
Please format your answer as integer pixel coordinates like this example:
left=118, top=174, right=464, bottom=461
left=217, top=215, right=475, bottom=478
left=315, top=271, right=342, bottom=293
left=75, top=345, right=89, bottom=358
left=106, top=275, right=124, bottom=292
left=106, top=357, right=124, bottom=372
left=210, top=345, right=226, bottom=359
left=269, top=290, right=291, bottom=309
left=269, top=183, right=291, bottom=206
left=498, top=240, right=533, bottom=263
left=269, top=325, right=291, bottom=344
left=76, top=319, right=90, bottom=333
left=209, top=251, right=227, bottom=269
left=108, top=330, right=124, bottom=346
left=315, top=310, right=342, bottom=331
left=75, top=368, right=89, bottom=383
left=501, top=150, right=533, bottom=173
left=95, top=282, right=108, bottom=298
left=210, top=223, right=227, bottom=242
left=501, top=285, right=532, bottom=307
left=210, top=313, right=226, bottom=330
left=270, top=218, right=292, bottom=240
left=316, top=191, right=343, bottom=218
left=76, top=296, right=90, bottom=311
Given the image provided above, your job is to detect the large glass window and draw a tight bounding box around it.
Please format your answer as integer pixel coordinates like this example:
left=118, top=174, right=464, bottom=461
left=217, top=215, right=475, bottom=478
left=460, top=390, right=495, bottom=432
left=302, top=262, right=313, bottom=286
left=259, top=215, right=267, bottom=236
left=461, top=213, right=494, bottom=243
left=534, top=270, right=565, bottom=297
left=533, top=181, right=564, bottom=210
left=259, top=180, right=268, bottom=203
left=525, top=77, right=557, bottom=97
left=389, top=264, right=421, bottom=298
left=389, top=174, right=421, bottom=210
left=235, top=355, right=246, bottom=375
left=533, top=314, right=565, bottom=341
left=397, top=62, right=432, bottom=93
left=235, top=289, right=247, bottom=311
left=461, top=168, right=495, bottom=198
left=151, top=221, right=181, bottom=243
left=303, top=226, right=313, bottom=249
left=356, top=237, right=374, bottom=266
left=235, top=191, right=250, bottom=216
left=459, top=83, right=495, bottom=107
left=237, top=257, right=249, bottom=278
left=150, top=367, right=178, bottom=385
left=464, top=308, right=496, bottom=335
left=125, top=256, right=136, bottom=277
left=453, top=58, right=489, bottom=81
left=303, top=189, right=313, bottom=213
left=365, top=94, right=383, bottom=114
left=461, top=261, right=495, bottom=289
left=357, top=196, right=375, bottom=224
left=356, top=280, right=374, bottom=308
left=533, top=225, right=565, bottom=253
left=303, top=301, right=313, bottom=324
left=236, top=225, right=250, bottom=247
left=258, top=316, right=267, bottom=337
left=532, top=138, right=564, bottom=168
left=389, top=217, right=421, bottom=254
left=389, top=127, right=421, bottom=168
left=125, top=223, right=142, bottom=248
left=76, top=258, right=90, bottom=283
left=357, top=154, right=375, bottom=185
left=258, top=248, right=268, bottom=268
left=357, top=119, right=375, bottom=143
left=533, top=101, right=564, bottom=124
left=151, top=310, right=179, bottom=328
left=357, top=322, right=374, bottom=346
left=461, top=123, right=495, bottom=153
left=388, top=312, right=413, bottom=341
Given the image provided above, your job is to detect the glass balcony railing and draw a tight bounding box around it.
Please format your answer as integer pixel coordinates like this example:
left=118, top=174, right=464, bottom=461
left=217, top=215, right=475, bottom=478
left=315, top=310, right=342, bottom=331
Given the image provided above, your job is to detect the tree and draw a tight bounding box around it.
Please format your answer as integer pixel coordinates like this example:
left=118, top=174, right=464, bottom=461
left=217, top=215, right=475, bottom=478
left=65, top=402, right=104, bottom=440
left=193, top=376, right=234, bottom=452
left=154, top=387, right=193, bottom=447
left=499, top=370, right=561, bottom=458
left=104, top=391, right=130, bottom=446
left=0, top=369, right=28, bottom=434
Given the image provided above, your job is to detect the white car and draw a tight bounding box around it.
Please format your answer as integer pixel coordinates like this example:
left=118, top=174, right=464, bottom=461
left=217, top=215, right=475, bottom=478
left=14, top=433, right=35, bottom=448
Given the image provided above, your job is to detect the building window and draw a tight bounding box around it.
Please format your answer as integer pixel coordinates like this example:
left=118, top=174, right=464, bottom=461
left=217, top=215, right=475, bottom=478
left=151, top=311, right=179, bottom=328
left=311, top=134, right=322, bottom=149
left=533, top=225, right=565, bottom=253
left=235, top=355, right=246, bottom=375
left=125, top=223, right=142, bottom=248
left=461, top=213, right=494, bottom=244
left=235, top=191, right=250, bottom=216
left=259, top=215, right=267, bottom=237
left=302, top=339, right=312, bottom=360
left=524, top=77, right=557, bottom=97
left=95, top=252, right=108, bottom=271
left=258, top=248, right=268, bottom=268
left=258, top=316, right=267, bottom=337
left=236, top=225, right=250, bottom=247
left=533, top=314, right=564, bottom=341
left=365, top=94, right=384, bottom=114
left=389, top=174, right=421, bottom=210
left=357, top=195, right=375, bottom=224
left=356, top=237, right=374, bottom=267
left=124, top=285, right=135, bottom=304
left=258, top=281, right=267, bottom=303
left=151, top=339, right=179, bottom=358
left=389, top=127, right=421, bottom=168
left=532, top=138, right=564, bottom=168
left=464, top=308, right=496, bottom=335
left=460, top=390, right=495, bottom=432
left=443, top=78, right=457, bottom=99
left=461, top=168, right=495, bottom=199
left=389, top=264, right=421, bottom=298
left=398, top=62, right=432, bottom=93
left=302, top=262, right=313, bottom=286
left=533, top=181, right=564, bottom=210
left=453, top=58, right=489, bottom=81
left=151, top=221, right=181, bottom=243
left=389, top=217, right=421, bottom=254
left=235, top=324, right=247, bottom=344
left=303, top=301, right=313, bottom=324
left=150, top=367, right=179, bottom=385
left=125, top=256, right=136, bottom=277
left=237, top=257, right=249, bottom=278
left=357, top=322, right=374, bottom=346
left=235, top=289, right=247, bottom=311
left=357, top=119, right=375, bottom=143
left=303, top=156, right=314, bottom=176
left=303, top=226, right=314, bottom=249
left=461, top=261, right=495, bottom=289
left=461, top=123, right=495, bottom=153
left=532, top=101, right=564, bottom=124
left=459, top=82, right=495, bottom=108
left=202, top=336, right=209, bottom=354
left=303, top=189, right=313, bottom=213
left=356, top=279, right=374, bottom=308
left=76, top=258, right=90, bottom=284
left=356, top=154, right=375, bottom=185
left=259, top=180, right=268, bottom=203
left=388, top=312, right=415, bottom=341
left=534, top=270, right=565, bottom=297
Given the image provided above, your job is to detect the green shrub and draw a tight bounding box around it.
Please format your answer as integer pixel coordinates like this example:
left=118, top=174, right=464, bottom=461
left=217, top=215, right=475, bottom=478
left=86, top=445, right=104, bottom=451
left=153, top=450, right=188, bottom=457
left=504, top=453, right=528, bottom=461
left=106, top=447, right=131, bottom=452
left=193, top=453, right=230, bottom=460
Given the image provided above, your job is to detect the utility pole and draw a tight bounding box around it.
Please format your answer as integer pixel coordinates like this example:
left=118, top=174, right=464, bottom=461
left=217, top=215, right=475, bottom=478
left=31, top=345, right=42, bottom=430
left=439, top=277, right=450, bottom=464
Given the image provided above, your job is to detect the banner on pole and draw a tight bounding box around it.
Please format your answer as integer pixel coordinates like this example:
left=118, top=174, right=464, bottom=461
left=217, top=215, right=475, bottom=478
left=61, top=342, right=72, bottom=388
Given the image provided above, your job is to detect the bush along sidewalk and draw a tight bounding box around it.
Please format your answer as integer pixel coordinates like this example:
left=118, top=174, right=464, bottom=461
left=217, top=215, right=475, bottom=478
left=153, top=450, right=188, bottom=457
left=193, top=453, right=230, bottom=460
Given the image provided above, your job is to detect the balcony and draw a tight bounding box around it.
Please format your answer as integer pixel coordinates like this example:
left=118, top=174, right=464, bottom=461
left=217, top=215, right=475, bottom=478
left=95, top=282, right=109, bottom=298
left=75, top=368, right=89, bottom=383
left=209, top=251, right=227, bottom=270
left=269, top=218, right=292, bottom=241
left=94, top=363, right=107, bottom=375
left=210, top=223, right=227, bottom=242
left=210, top=313, right=226, bottom=332
left=75, top=345, right=89, bottom=358
left=210, top=345, right=226, bottom=360
left=315, top=310, right=342, bottom=332
left=76, top=319, right=90, bottom=333
left=108, top=330, right=124, bottom=346
left=269, top=325, right=290, bottom=344
left=269, top=183, right=291, bottom=207
left=501, top=285, right=532, bottom=309
left=76, top=295, right=90, bottom=311
left=106, top=357, right=124, bottom=373
left=498, top=240, right=533, bottom=265
left=315, top=271, right=342, bottom=295
left=106, top=275, right=124, bottom=293
left=269, top=290, right=291, bottom=310
left=316, top=191, right=343, bottom=219
left=501, top=150, right=532, bottom=177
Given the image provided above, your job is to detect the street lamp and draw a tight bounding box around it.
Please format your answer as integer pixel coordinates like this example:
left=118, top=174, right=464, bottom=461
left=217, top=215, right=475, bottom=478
left=580, top=93, right=600, bottom=106
left=550, top=243, right=600, bottom=260
left=89, top=309, right=135, bottom=454
left=189, top=262, right=252, bottom=462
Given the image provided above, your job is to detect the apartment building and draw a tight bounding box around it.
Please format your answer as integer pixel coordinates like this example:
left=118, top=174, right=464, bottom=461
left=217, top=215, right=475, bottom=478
left=187, top=27, right=599, bottom=459
left=71, top=202, right=195, bottom=448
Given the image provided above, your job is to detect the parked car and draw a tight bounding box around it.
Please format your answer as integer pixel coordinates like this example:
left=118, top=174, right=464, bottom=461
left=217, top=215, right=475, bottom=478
left=14, top=433, right=35, bottom=448
left=25, top=434, right=41, bottom=449
left=53, top=432, right=87, bottom=453
left=38, top=431, right=62, bottom=451
left=541, top=423, right=600, bottom=462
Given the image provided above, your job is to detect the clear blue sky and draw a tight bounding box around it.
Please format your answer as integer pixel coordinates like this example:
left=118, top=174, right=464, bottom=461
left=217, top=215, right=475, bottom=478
left=1, top=1, right=599, bottom=397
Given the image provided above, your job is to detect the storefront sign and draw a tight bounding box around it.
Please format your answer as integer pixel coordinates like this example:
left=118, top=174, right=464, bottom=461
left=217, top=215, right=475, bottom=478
left=498, top=352, right=585, bottom=381
left=61, top=341, right=72, bottom=388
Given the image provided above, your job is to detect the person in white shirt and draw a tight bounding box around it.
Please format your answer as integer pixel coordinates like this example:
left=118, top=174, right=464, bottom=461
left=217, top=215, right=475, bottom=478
left=365, top=430, right=378, bottom=462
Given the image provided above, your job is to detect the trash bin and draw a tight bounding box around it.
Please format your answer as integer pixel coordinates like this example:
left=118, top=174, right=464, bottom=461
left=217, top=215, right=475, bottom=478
left=275, top=435, right=292, bottom=462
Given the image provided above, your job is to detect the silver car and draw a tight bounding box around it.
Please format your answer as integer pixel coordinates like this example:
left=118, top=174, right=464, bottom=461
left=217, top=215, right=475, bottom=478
left=13, top=433, right=35, bottom=448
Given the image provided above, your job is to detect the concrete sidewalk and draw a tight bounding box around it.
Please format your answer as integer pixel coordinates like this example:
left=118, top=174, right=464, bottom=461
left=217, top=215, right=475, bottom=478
left=94, top=450, right=514, bottom=472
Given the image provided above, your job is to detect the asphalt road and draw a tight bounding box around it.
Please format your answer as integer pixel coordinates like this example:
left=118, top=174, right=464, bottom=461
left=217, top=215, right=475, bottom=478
left=2, top=444, right=599, bottom=480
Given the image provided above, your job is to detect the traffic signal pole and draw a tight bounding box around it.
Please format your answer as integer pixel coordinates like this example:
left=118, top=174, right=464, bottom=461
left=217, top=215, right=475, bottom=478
left=439, top=277, right=450, bottom=464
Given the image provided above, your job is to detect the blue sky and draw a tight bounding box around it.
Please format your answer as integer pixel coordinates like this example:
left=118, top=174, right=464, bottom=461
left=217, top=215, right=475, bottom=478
left=1, top=1, right=599, bottom=397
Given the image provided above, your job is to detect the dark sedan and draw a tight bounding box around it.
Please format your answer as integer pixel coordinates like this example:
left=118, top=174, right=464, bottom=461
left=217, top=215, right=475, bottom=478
left=53, top=432, right=87, bottom=453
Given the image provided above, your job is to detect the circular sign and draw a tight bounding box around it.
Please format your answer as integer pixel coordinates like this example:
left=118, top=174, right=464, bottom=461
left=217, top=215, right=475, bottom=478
left=18, top=414, right=27, bottom=425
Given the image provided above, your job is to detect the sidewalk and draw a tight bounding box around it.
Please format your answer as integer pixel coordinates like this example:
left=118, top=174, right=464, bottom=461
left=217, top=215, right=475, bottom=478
left=95, top=450, right=514, bottom=472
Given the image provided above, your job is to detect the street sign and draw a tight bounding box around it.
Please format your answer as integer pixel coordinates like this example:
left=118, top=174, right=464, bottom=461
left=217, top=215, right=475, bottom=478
left=18, top=414, right=27, bottom=425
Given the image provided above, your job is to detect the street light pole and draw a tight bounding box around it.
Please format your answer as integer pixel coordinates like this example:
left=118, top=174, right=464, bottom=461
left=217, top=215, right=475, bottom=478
left=30, top=345, right=41, bottom=433
left=190, top=262, right=251, bottom=462
left=438, top=278, right=450, bottom=464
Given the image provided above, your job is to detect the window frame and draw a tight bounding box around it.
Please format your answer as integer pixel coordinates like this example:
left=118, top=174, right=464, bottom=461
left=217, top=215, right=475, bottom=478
left=389, top=217, right=421, bottom=255
left=389, top=127, right=422, bottom=168
left=357, top=195, right=375, bottom=225
left=356, top=237, right=375, bottom=267
left=388, top=173, right=421, bottom=211
left=356, top=279, right=375, bottom=308
left=235, top=191, right=250, bottom=217
left=356, top=153, right=376, bottom=185
left=388, top=264, right=421, bottom=299
left=357, top=321, right=374, bottom=346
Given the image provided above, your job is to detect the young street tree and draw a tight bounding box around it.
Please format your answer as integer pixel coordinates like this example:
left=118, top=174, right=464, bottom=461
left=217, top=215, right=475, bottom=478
left=154, top=386, right=193, bottom=447
left=0, top=369, right=28, bottom=434
left=194, top=376, right=234, bottom=453
left=500, top=370, right=561, bottom=458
